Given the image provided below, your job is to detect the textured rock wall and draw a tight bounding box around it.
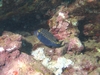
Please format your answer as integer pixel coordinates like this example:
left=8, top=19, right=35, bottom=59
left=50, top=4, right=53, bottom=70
left=0, top=0, right=62, bottom=20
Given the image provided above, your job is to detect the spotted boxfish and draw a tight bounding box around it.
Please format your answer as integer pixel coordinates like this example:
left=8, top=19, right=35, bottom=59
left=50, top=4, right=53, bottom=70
left=34, top=28, right=63, bottom=47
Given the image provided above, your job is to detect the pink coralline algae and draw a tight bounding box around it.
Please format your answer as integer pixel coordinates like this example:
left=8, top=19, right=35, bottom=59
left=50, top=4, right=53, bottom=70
left=49, top=9, right=70, bottom=40
left=0, top=53, right=52, bottom=75
left=0, top=31, right=22, bottom=69
left=0, top=31, right=53, bottom=75
left=48, top=5, right=84, bottom=53
left=50, top=21, right=70, bottom=40
left=67, top=37, right=84, bottom=52
left=48, top=6, right=78, bottom=41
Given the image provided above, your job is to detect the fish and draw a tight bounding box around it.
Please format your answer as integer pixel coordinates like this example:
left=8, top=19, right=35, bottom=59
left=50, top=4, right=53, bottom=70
left=34, top=28, right=63, bottom=47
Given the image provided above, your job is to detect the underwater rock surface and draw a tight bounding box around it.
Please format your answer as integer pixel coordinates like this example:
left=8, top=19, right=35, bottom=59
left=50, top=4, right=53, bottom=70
left=1, top=52, right=52, bottom=75
left=0, top=0, right=100, bottom=75
left=0, top=0, right=62, bottom=20
left=0, top=31, right=22, bottom=69
left=0, top=32, right=53, bottom=75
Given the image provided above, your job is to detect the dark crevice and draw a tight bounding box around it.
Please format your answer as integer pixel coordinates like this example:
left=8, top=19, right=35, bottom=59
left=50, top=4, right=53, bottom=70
left=78, top=18, right=90, bottom=41
left=0, top=13, right=50, bottom=35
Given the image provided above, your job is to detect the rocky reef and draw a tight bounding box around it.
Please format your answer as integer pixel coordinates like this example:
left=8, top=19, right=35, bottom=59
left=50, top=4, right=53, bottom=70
left=0, top=32, right=53, bottom=75
left=0, top=31, right=22, bottom=69
left=0, top=0, right=100, bottom=75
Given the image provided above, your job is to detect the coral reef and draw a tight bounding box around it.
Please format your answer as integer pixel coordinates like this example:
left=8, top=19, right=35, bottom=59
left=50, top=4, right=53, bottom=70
left=0, top=0, right=62, bottom=20
left=63, top=54, right=99, bottom=75
left=0, top=31, right=22, bottom=69
left=83, top=39, right=100, bottom=53
left=31, top=47, right=74, bottom=75
left=48, top=5, right=84, bottom=53
left=0, top=32, right=52, bottom=75
left=0, top=0, right=100, bottom=75
left=83, top=23, right=100, bottom=42
left=67, top=37, right=84, bottom=52
left=30, top=1, right=100, bottom=74
left=1, top=53, right=52, bottom=75
left=31, top=43, right=99, bottom=75
left=48, top=6, right=70, bottom=40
